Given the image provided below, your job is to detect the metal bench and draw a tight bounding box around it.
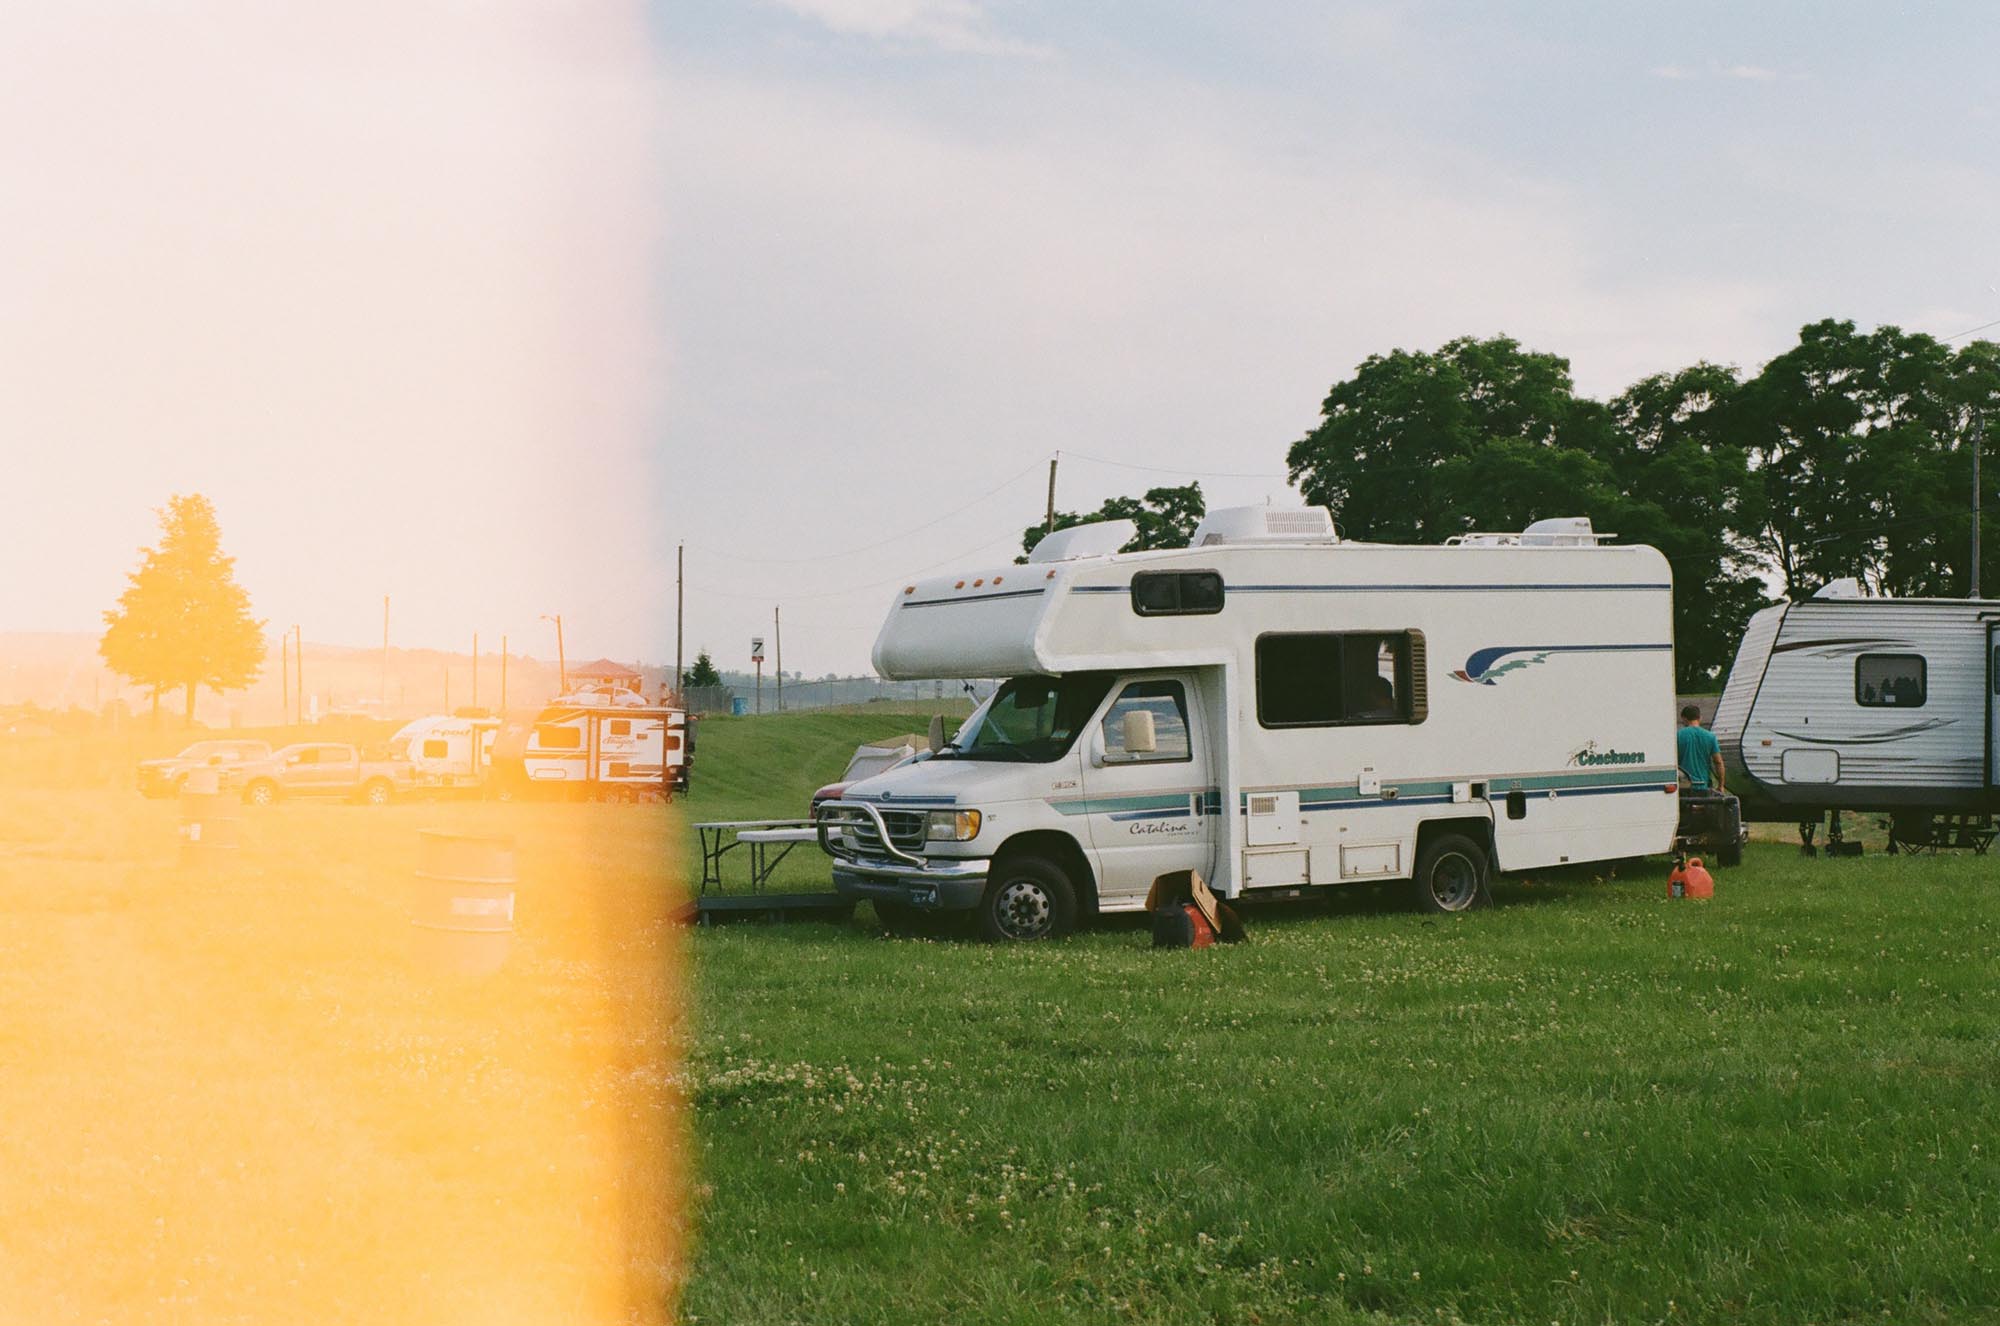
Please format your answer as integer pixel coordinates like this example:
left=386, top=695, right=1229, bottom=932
left=692, top=820, right=853, bottom=923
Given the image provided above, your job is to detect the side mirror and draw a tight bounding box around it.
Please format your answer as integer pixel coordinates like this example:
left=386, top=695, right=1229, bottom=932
left=1122, top=709, right=1157, bottom=757
left=928, top=714, right=946, bottom=752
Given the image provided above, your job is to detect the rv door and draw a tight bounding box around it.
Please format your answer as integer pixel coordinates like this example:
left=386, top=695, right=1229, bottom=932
left=1078, top=675, right=1215, bottom=907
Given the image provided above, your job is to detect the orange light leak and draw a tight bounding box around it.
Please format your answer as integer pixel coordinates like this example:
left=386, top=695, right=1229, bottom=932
left=0, top=3, right=683, bottom=1321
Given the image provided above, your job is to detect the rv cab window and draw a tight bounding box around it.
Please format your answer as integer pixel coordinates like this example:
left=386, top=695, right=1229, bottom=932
left=1855, top=654, right=1925, bottom=708
left=1100, top=682, right=1192, bottom=763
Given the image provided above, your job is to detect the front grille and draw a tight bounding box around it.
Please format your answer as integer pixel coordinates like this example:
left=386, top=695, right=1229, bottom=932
left=820, top=803, right=929, bottom=857
left=852, top=808, right=926, bottom=853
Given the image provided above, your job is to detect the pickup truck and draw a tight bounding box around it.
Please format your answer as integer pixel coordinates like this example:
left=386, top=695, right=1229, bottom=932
left=230, top=743, right=414, bottom=806
left=136, top=740, right=274, bottom=798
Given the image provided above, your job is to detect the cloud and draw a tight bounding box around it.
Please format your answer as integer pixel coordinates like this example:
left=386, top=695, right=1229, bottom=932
left=768, top=0, right=1052, bottom=58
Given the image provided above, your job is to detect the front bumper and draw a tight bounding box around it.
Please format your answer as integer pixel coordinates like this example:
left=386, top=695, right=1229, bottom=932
left=816, top=798, right=990, bottom=910
left=831, top=856, right=990, bottom=911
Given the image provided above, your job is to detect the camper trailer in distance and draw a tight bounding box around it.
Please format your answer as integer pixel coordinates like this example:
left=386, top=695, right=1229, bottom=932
left=815, top=507, right=1680, bottom=941
left=491, top=686, right=686, bottom=800
left=1711, top=584, right=2000, bottom=849
left=388, top=714, right=502, bottom=793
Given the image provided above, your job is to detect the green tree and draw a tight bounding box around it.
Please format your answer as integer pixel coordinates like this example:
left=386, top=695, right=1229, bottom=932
left=1020, top=482, right=1205, bottom=559
left=681, top=650, right=722, bottom=689
left=1731, top=320, right=2000, bottom=599
left=100, top=494, right=266, bottom=724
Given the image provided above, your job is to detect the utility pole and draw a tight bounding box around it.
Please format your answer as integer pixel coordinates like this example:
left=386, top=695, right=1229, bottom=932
left=775, top=606, right=783, bottom=714
left=293, top=624, right=303, bottom=725
left=542, top=614, right=566, bottom=693
left=1044, top=451, right=1059, bottom=543
left=1974, top=409, right=1986, bottom=599
left=675, top=542, right=685, bottom=702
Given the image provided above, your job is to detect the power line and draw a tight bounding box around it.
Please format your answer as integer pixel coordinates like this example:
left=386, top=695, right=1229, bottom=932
left=1942, top=316, right=2000, bottom=343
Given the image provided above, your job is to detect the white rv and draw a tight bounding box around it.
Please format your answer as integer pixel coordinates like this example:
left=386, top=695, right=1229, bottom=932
left=388, top=714, right=502, bottom=792
left=1712, top=585, right=2000, bottom=839
left=509, top=686, right=684, bottom=800
left=815, top=507, right=1680, bottom=940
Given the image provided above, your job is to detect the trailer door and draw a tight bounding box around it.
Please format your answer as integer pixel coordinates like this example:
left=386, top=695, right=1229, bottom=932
left=1989, top=623, right=2000, bottom=789
left=1079, top=676, right=1214, bottom=908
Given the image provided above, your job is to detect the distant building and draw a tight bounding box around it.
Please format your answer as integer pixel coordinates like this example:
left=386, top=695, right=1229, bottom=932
left=568, top=658, right=645, bottom=694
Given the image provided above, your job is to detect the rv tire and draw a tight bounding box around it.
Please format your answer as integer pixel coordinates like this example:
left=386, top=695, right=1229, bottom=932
left=976, top=855, right=1077, bottom=943
left=1412, top=833, right=1491, bottom=914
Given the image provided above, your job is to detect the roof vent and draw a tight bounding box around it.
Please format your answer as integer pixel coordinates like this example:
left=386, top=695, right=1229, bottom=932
left=1186, top=505, right=1338, bottom=548
left=1812, top=577, right=1865, bottom=600
left=1455, top=517, right=1607, bottom=548
left=1026, top=519, right=1137, bottom=564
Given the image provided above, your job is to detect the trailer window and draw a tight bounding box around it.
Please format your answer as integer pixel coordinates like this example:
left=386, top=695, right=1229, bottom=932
left=1257, top=632, right=1417, bottom=728
left=1131, top=571, right=1224, bottom=617
left=535, top=724, right=583, bottom=749
left=609, top=719, right=631, bottom=736
left=422, top=739, right=448, bottom=759
left=1856, top=654, right=1925, bottom=707
left=1100, top=682, right=1192, bottom=763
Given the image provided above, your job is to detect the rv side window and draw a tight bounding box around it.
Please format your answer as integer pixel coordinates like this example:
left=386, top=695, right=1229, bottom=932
left=609, top=719, right=631, bottom=736
left=1130, top=571, right=1224, bottom=617
left=1256, top=632, right=1416, bottom=728
left=1100, top=682, right=1192, bottom=763
left=535, top=724, right=583, bottom=749
left=422, top=739, right=448, bottom=759
left=1855, top=654, right=1925, bottom=708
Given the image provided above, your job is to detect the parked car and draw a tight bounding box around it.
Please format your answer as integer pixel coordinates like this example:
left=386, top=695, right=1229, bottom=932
left=231, top=743, right=414, bottom=806
left=136, top=740, right=274, bottom=798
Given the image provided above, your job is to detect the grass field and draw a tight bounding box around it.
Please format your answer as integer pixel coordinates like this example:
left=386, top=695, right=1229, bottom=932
left=0, top=770, right=682, bottom=1322
left=679, top=715, right=2000, bottom=1324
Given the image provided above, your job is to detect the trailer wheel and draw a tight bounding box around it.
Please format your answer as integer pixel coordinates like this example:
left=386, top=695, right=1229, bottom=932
left=976, top=855, right=1077, bottom=942
left=243, top=779, right=279, bottom=808
left=361, top=778, right=395, bottom=807
left=1412, top=833, right=1491, bottom=914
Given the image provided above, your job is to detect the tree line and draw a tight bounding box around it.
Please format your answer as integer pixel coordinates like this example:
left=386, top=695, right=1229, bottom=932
left=1027, top=319, right=2000, bottom=689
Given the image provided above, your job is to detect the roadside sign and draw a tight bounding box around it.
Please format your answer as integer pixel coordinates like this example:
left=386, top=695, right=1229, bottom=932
left=750, top=636, right=765, bottom=663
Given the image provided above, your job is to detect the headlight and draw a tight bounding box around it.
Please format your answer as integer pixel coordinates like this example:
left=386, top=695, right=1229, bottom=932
left=925, top=809, right=981, bottom=842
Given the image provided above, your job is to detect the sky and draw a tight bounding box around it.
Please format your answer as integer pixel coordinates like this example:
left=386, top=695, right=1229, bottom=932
left=4, top=2, right=1997, bottom=680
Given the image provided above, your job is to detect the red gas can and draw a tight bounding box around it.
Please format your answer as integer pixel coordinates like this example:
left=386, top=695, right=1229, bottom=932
left=1667, top=857, right=1715, bottom=900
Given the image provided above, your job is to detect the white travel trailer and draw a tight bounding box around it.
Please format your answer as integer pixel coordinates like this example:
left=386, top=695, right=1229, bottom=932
left=388, top=714, right=502, bottom=792
left=514, top=686, right=683, bottom=799
left=1712, top=585, right=2000, bottom=844
left=816, top=507, right=1681, bottom=940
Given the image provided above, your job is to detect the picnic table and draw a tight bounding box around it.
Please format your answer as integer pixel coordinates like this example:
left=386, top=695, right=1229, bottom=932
left=691, top=819, right=852, bottom=923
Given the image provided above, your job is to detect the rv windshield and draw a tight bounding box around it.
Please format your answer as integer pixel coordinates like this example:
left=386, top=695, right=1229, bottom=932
left=941, top=673, right=1114, bottom=763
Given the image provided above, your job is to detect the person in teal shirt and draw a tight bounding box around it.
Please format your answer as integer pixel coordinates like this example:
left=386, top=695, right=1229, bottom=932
left=1677, top=705, right=1724, bottom=791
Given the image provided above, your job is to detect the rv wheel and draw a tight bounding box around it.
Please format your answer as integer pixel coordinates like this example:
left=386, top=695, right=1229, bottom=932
left=976, top=855, right=1077, bottom=943
left=1412, top=833, right=1491, bottom=914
